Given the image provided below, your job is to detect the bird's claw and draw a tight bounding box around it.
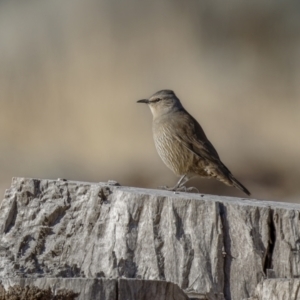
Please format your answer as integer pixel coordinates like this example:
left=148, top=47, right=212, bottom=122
left=158, top=185, right=199, bottom=193
left=158, top=185, right=176, bottom=191
left=185, top=186, right=199, bottom=193
left=177, top=186, right=199, bottom=193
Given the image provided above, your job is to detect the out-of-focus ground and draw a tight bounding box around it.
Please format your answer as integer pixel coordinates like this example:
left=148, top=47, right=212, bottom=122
left=1, top=1, right=300, bottom=202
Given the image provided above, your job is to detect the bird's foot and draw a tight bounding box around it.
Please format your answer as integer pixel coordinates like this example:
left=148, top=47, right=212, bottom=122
left=158, top=185, right=178, bottom=191
left=158, top=185, right=199, bottom=193
left=176, top=185, right=199, bottom=193
left=185, top=186, right=199, bottom=193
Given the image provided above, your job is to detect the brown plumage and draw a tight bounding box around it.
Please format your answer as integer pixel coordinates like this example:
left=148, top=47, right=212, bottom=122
left=137, top=89, right=250, bottom=196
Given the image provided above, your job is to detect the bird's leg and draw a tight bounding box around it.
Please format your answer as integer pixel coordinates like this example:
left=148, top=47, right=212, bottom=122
left=159, top=175, right=187, bottom=191
left=176, top=175, right=199, bottom=193
left=177, top=174, right=188, bottom=187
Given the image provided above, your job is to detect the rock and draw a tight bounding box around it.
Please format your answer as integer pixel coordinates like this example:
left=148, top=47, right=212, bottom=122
left=0, top=177, right=300, bottom=300
left=0, top=278, right=188, bottom=300
left=118, top=278, right=189, bottom=300
left=247, top=279, right=300, bottom=300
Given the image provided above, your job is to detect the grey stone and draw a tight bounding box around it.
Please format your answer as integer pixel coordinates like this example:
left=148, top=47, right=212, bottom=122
left=0, top=278, right=116, bottom=300
left=0, top=278, right=188, bottom=300
left=0, top=177, right=300, bottom=299
left=247, top=279, right=300, bottom=300
left=118, top=278, right=189, bottom=300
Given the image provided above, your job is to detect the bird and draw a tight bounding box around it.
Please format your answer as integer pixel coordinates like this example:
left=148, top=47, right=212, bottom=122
left=137, top=89, right=250, bottom=196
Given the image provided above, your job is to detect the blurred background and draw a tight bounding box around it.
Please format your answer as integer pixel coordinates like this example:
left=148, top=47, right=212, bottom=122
left=1, top=0, right=300, bottom=202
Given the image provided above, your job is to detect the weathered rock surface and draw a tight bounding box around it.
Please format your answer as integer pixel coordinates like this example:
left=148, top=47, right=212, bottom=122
left=0, top=178, right=300, bottom=300
left=0, top=278, right=188, bottom=300
left=247, top=279, right=300, bottom=300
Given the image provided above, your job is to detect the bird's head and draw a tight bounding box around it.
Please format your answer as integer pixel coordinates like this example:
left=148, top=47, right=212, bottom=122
left=137, top=90, right=183, bottom=118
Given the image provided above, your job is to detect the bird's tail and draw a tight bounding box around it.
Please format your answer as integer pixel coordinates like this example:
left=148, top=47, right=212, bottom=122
left=200, top=160, right=251, bottom=196
left=229, top=174, right=251, bottom=196
left=216, top=162, right=251, bottom=196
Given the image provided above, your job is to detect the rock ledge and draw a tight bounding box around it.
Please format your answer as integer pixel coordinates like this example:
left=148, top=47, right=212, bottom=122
left=0, top=178, right=300, bottom=300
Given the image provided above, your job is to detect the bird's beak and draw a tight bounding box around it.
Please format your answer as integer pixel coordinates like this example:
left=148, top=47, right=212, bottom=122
left=137, top=99, right=149, bottom=104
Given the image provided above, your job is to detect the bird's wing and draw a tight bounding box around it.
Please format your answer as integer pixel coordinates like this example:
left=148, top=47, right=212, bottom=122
left=174, top=134, right=220, bottom=164
left=173, top=112, right=221, bottom=163
left=172, top=110, right=251, bottom=196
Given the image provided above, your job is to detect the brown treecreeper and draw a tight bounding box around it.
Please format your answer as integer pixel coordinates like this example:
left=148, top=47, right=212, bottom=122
left=137, top=89, right=250, bottom=195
